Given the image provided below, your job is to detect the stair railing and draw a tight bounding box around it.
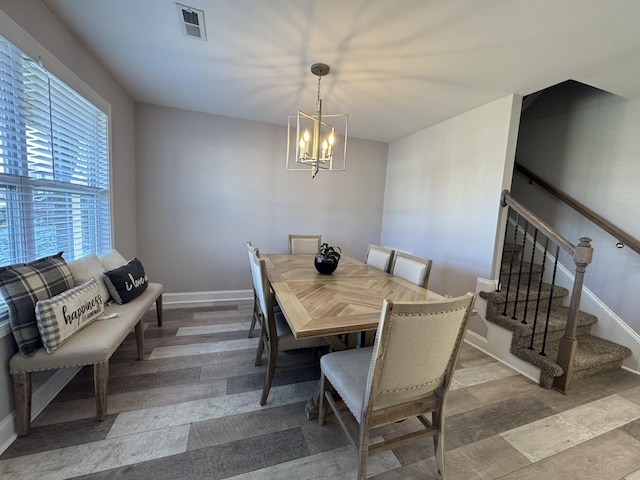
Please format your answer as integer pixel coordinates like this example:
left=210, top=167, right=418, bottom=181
left=500, top=190, right=593, bottom=392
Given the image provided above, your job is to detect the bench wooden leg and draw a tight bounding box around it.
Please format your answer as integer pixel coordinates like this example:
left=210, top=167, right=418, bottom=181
left=135, top=319, right=144, bottom=360
left=156, top=293, right=163, bottom=327
left=94, top=362, right=108, bottom=421
left=12, top=372, right=31, bottom=436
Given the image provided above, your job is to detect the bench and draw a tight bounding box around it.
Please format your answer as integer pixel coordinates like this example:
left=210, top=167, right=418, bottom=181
left=9, top=283, right=163, bottom=436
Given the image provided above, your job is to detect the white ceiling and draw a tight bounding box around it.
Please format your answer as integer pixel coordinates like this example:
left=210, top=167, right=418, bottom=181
left=42, top=0, right=640, bottom=143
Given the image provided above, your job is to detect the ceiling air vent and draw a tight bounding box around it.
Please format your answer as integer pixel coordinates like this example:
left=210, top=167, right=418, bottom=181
left=176, top=3, right=207, bottom=41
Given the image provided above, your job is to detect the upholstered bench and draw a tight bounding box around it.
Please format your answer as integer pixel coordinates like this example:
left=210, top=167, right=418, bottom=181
left=0, top=250, right=164, bottom=436
left=9, top=283, right=163, bottom=435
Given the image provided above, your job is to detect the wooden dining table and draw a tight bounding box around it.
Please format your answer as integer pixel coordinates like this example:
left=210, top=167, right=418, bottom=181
left=263, top=253, right=444, bottom=342
left=263, top=253, right=446, bottom=417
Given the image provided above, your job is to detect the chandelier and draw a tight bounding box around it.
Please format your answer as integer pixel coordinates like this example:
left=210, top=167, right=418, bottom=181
left=286, top=63, right=348, bottom=178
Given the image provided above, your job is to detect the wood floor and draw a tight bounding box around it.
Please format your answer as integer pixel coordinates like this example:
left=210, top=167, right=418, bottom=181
left=2, top=300, right=640, bottom=479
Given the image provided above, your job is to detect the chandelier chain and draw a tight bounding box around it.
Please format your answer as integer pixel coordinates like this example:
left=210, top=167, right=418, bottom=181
left=317, top=75, right=322, bottom=104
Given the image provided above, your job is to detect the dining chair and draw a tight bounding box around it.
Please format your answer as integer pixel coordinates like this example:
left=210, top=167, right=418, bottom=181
left=390, top=251, right=433, bottom=289
left=365, top=244, right=394, bottom=272
left=249, top=246, right=328, bottom=405
left=289, top=234, right=322, bottom=254
left=318, top=293, right=476, bottom=480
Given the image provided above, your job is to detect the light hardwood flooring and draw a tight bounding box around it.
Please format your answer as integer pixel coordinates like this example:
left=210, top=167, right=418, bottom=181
left=2, top=301, right=640, bottom=479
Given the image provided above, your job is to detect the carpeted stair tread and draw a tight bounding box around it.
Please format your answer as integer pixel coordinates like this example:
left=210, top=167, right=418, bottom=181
left=480, top=283, right=569, bottom=304
left=573, top=335, right=632, bottom=371
left=500, top=261, right=544, bottom=279
left=481, top=304, right=596, bottom=335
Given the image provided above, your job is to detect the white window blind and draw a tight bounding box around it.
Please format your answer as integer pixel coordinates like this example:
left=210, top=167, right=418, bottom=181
left=0, top=34, right=111, bottom=327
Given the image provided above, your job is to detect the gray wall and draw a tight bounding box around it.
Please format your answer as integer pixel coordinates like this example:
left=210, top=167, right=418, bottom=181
left=381, top=94, right=522, bottom=297
left=0, top=1, right=136, bottom=423
left=135, top=103, right=389, bottom=293
left=512, top=82, right=640, bottom=335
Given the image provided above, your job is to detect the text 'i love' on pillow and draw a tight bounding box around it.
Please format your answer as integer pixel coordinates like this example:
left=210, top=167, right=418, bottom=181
left=103, top=257, right=149, bottom=304
left=35, top=278, right=105, bottom=353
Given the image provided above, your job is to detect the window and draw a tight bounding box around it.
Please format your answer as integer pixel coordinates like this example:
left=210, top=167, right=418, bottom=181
left=0, top=33, right=110, bottom=327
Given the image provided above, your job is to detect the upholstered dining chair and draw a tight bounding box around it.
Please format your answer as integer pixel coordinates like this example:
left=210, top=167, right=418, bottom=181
left=365, top=244, right=394, bottom=272
left=289, top=234, right=322, bottom=254
left=318, top=293, right=476, bottom=480
left=249, top=246, right=328, bottom=405
left=390, top=251, right=433, bottom=289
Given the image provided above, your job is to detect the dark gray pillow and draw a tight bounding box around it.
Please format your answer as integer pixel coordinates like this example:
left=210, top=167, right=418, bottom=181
left=0, top=253, right=74, bottom=356
left=103, top=258, right=148, bottom=304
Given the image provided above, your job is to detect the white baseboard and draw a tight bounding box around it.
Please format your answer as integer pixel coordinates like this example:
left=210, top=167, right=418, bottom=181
left=0, top=412, right=16, bottom=455
left=162, top=289, right=253, bottom=308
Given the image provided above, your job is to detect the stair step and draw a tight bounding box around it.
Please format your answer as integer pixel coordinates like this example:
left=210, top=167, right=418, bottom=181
left=509, top=334, right=632, bottom=388
left=499, top=261, right=544, bottom=286
left=481, top=284, right=569, bottom=320
left=573, top=335, right=632, bottom=374
left=484, top=304, right=597, bottom=338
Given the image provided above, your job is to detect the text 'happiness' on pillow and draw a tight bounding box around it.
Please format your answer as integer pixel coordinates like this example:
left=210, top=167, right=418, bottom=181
left=35, top=278, right=105, bottom=353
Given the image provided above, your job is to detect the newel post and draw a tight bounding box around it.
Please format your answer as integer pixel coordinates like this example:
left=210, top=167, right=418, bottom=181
left=553, top=237, right=593, bottom=393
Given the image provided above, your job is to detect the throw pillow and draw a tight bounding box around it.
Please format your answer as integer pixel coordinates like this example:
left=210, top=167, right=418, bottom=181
left=0, top=253, right=74, bottom=356
left=67, top=253, right=111, bottom=304
left=100, top=249, right=128, bottom=271
left=35, top=278, right=105, bottom=353
left=103, top=258, right=148, bottom=304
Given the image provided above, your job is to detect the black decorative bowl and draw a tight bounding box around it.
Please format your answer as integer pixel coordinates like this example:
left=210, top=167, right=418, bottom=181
left=314, top=254, right=339, bottom=274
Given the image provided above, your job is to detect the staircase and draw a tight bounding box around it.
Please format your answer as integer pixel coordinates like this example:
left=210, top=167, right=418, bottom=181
left=480, top=243, right=632, bottom=388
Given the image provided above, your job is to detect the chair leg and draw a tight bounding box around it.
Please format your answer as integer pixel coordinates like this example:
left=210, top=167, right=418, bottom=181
left=432, top=409, right=445, bottom=479
left=248, top=294, right=260, bottom=338
left=358, top=424, right=370, bottom=480
left=12, top=372, right=31, bottom=436
left=260, top=341, right=278, bottom=406
left=318, top=373, right=327, bottom=426
left=254, top=333, right=265, bottom=366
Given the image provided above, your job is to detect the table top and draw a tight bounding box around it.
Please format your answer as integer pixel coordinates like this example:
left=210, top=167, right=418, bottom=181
left=263, top=253, right=444, bottom=339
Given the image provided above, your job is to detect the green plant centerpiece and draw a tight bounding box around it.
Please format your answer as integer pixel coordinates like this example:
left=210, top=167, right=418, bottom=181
left=314, top=243, right=342, bottom=274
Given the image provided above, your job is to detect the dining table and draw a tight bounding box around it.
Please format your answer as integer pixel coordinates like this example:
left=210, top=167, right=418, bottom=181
left=262, top=253, right=445, bottom=417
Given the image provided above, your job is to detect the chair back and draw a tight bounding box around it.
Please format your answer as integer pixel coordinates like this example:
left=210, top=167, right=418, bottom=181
left=249, top=247, right=268, bottom=316
left=365, top=244, right=394, bottom=272
left=390, top=251, right=433, bottom=288
left=289, top=234, right=321, bottom=254
left=363, top=293, right=475, bottom=414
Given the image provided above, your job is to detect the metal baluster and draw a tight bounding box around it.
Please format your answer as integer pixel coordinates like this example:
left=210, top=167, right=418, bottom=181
left=512, top=220, right=529, bottom=320
left=529, top=237, right=549, bottom=350
left=503, top=211, right=520, bottom=316
left=540, top=245, right=560, bottom=356
left=521, top=228, right=539, bottom=325
left=497, top=209, right=512, bottom=292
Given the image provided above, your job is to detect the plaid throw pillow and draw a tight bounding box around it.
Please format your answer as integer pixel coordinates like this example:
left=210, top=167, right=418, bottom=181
left=0, top=253, right=74, bottom=356
left=36, top=278, right=104, bottom=353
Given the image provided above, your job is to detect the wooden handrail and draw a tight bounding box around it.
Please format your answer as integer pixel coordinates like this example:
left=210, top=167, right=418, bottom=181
left=501, top=190, right=575, bottom=254
left=515, top=162, right=640, bottom=256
